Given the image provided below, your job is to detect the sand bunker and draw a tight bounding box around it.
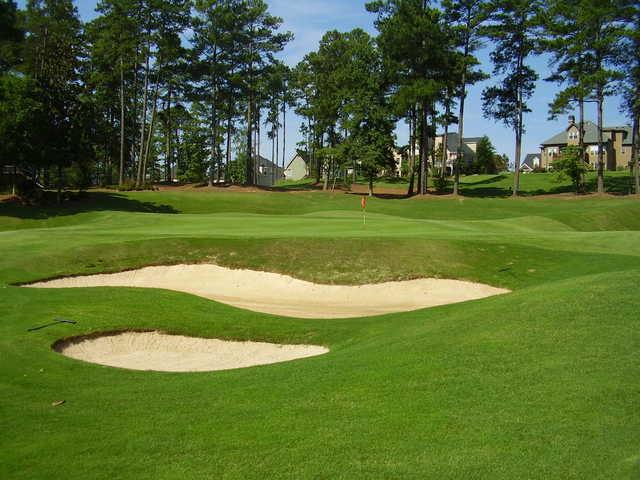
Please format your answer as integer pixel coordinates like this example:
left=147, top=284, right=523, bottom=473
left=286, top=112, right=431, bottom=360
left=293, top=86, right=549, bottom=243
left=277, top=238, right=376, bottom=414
left=28, top=264, right=509, bottom=318
left=54, top=331, right=328, bottom=372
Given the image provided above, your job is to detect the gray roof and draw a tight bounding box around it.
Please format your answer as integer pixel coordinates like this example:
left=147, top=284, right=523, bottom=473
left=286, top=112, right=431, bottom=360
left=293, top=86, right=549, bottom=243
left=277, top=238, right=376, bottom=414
left=256, top=155, right=284, bottom=172
left=440, top=133, right=476, bottom=157
left=521, top=153, right=541, bottom=170
left=541, top=121, right=633, bottom=146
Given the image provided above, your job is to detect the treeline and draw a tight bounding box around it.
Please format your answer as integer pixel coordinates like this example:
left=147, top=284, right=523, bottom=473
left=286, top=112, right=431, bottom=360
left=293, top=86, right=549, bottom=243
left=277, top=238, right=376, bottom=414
left=0, top=0, right=638, bottom=198
left=0, top=0, right=291, bottom=196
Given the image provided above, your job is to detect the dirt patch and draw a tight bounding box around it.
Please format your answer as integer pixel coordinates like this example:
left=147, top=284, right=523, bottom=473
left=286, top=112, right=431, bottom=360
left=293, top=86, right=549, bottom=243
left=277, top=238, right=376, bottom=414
left=28, top=264, right=509, bottom=318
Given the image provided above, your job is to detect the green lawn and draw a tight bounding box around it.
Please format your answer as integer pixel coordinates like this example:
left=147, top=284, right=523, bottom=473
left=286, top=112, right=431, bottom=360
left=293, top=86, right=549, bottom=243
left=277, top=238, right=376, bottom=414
left=276, top=170, right=637, bottom=196
left=1, top=190, right=639, bottom=479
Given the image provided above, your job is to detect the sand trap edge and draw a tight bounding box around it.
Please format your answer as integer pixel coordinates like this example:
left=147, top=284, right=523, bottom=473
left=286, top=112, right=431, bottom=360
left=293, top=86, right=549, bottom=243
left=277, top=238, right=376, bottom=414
left=52, top=329, right=329, bottom=373
left=24, top=264, right=511, bottom=319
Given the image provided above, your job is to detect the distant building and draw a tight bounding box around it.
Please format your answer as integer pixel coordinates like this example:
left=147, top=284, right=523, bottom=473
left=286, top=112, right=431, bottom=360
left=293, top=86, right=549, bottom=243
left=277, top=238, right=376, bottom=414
left=396, top=134, right=485, bottom=176
left=540, top=117, right=633, bottom=170
left=520, top=153, right=541, bottom=173
left=284, top=150, right=309, bottom=181
left=255, top=156, right=285, bottom=187
left=433, top=134, right=483, bottom=175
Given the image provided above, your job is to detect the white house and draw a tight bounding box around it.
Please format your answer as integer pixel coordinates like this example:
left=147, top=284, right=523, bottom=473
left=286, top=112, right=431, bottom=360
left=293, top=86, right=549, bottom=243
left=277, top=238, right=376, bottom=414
left=284, top=151, right=309, bottom=181
left=520, top=153, right=541, bottom=173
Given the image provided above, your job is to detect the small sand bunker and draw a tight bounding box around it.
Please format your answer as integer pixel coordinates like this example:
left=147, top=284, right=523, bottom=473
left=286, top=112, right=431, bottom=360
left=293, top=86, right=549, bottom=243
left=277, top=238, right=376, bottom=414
left=28, top=264, right=509, bottom=318
left=54, top=331, right=328, bottom=372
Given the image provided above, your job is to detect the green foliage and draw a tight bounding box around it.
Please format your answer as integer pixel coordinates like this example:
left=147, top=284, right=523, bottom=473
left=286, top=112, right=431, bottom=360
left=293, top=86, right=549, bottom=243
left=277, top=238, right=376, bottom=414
left=0, top=0, right=23, bottom=73
left=433, top=174, right=449, bottom=193
left=553, top=145, right=588, bottom=193
left=470, top=135, right=504, bottom=174
left=226, top=156, right=247, bottom=185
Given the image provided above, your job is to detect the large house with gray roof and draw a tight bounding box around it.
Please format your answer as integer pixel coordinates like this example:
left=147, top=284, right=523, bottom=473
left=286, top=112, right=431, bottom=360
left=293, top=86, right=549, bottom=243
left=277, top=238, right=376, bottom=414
left=394, top=134, right=489, bottom=176
left=433, top=133, right=482, bottom=174
left=540, top=117, right=633, bottom=171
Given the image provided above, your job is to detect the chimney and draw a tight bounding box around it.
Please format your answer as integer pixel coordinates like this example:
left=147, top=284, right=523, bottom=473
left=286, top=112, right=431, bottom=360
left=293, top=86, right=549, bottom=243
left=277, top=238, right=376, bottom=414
left=568, top=115, right=575, bottom=126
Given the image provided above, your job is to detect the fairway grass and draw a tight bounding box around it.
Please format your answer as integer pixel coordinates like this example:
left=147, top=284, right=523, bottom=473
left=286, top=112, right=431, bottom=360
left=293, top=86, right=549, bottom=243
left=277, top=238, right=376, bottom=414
left=1, top=190, right=639, bottom=479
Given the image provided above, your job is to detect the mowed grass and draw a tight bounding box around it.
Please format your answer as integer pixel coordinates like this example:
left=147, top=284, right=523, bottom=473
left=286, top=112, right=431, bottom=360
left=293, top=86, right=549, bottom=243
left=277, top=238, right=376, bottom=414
left=1, top=190, right=639, bottom=479
left=278, top=170, right=638, bottom=196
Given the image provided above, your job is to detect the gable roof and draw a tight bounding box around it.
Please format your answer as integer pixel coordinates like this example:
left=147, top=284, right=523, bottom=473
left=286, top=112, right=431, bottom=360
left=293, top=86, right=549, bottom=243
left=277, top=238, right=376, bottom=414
left=256, top=155, right=284, bottom=172
left=439, top=133, right=476, bottom=157
left=521, top=153, right=541, bottom=170
left=285, top=150, right=309, bottom=170
left=541, top=121, right=633, bottom=146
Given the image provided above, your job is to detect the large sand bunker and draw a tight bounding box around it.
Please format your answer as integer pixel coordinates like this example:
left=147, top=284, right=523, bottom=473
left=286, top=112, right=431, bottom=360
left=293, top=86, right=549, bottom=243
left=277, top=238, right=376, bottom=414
left=28, top=264, right=509, bottom=318
left=54, top=331, right=329, bottom=372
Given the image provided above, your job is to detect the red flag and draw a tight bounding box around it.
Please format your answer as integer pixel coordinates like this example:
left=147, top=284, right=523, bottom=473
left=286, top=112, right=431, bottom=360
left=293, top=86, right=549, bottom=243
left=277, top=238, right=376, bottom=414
left=361, top=196, right=366, bottom=210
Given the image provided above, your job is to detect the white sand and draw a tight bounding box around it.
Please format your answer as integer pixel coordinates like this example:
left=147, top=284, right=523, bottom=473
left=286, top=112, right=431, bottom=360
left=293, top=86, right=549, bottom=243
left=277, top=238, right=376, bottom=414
left=55, top=331, right=328, bottom=372
left=28, top=264, right=509, bottom=318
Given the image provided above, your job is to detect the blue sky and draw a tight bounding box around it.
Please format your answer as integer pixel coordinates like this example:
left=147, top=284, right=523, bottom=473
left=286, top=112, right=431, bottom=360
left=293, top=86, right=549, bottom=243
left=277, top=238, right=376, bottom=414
left=19, top=0, right=630, bottom=166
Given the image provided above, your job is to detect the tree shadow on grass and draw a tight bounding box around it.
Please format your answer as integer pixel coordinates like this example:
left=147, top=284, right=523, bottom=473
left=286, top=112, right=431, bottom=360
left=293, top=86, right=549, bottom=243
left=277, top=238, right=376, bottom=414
left=583, top=173, right=636, bottom=195
left=0, top=191, right=178, bottom=220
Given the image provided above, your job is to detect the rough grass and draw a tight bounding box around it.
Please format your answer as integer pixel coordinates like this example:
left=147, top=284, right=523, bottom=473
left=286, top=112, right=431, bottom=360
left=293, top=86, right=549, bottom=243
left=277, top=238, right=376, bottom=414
left=1, top=190, right=639, bottom=479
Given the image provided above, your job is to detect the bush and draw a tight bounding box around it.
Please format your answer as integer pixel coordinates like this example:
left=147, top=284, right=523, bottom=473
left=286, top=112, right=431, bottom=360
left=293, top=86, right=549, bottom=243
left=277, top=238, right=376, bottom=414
left=433, top=175, right=449, bottom=193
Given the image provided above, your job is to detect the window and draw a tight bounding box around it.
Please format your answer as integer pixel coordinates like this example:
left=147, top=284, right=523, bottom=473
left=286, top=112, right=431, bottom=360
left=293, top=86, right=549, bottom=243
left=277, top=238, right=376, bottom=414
left=568, top=130, right=578, bottom=140
left=547, top=147, right=559, bottom=156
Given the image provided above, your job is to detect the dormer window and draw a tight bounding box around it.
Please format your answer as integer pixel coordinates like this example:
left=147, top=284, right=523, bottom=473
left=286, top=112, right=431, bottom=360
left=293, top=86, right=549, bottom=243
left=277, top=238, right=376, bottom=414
left=568, top=131, right=578, bottom=140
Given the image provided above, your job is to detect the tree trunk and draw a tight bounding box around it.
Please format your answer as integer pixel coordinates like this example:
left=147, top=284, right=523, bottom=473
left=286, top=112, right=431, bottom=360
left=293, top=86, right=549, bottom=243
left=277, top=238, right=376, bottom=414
left=136, top=48, right=151, bottom=187
left=633, top=113, right=639, bottom=195
left=165, top=85, right=172, bottom=182
left=408, top=106, right=416, bottom=196
left=596, top=88, right=604, bottom=194
left=246, top=96, right=253, bottom=185
left=226, top=110, right=232, bottom=173
left=129, top=50, right=140, bottom=181
left=578, top=97, right=585, bottom=190
left=513, top=78, right=523, bottom=197
left=420, top=101, right=429, bottom=195
left=271, top=127, right=276, bottom=185
left=210, top=102, right=218, bottom=186
left=119, top=55, right=126, bottom=187
left=282, top=99, right=286, bottom=172
left=142, top=79, right=161, bottom=185
left=441, top=94, right=450, bottom=180
left=275, top=122, right=279, bottom=184
left=455, top=50, right=468, bottom=195
left=56, top=163, right=62, bottom=204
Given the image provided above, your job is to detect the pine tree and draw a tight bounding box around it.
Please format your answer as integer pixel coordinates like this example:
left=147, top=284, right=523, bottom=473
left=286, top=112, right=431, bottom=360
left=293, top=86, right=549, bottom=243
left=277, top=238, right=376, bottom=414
left=443, top=0, right=489, bottom=194
left=367, top=0, right=452, bottom=195
left=481, top=0, right=542, bottom=196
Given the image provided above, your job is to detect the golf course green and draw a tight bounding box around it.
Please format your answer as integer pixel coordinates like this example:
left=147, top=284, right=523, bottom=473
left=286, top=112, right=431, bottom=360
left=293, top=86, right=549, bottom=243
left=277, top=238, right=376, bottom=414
left=1, top=188, right=639, bottom=479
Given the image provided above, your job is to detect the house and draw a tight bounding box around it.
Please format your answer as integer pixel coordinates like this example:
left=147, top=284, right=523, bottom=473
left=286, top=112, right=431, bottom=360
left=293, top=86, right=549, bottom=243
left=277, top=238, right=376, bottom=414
left=433, top=133, right=482, bottom=174
left=540, top=117, right=633, bottom=170
left=520, top=153, right=541, bottom=173
left=395, top=134, right=486, bottom=176
left=255, top=156, right=285, bottom=187
left=284, top=150, right=309, bottom=181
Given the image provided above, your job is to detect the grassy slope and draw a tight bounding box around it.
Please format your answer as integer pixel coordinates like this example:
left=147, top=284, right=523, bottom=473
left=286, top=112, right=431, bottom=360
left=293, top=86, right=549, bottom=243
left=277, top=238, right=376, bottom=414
left=279, top=170, right=638, bottom=196
left=1, top=191, right=639, bottom=479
